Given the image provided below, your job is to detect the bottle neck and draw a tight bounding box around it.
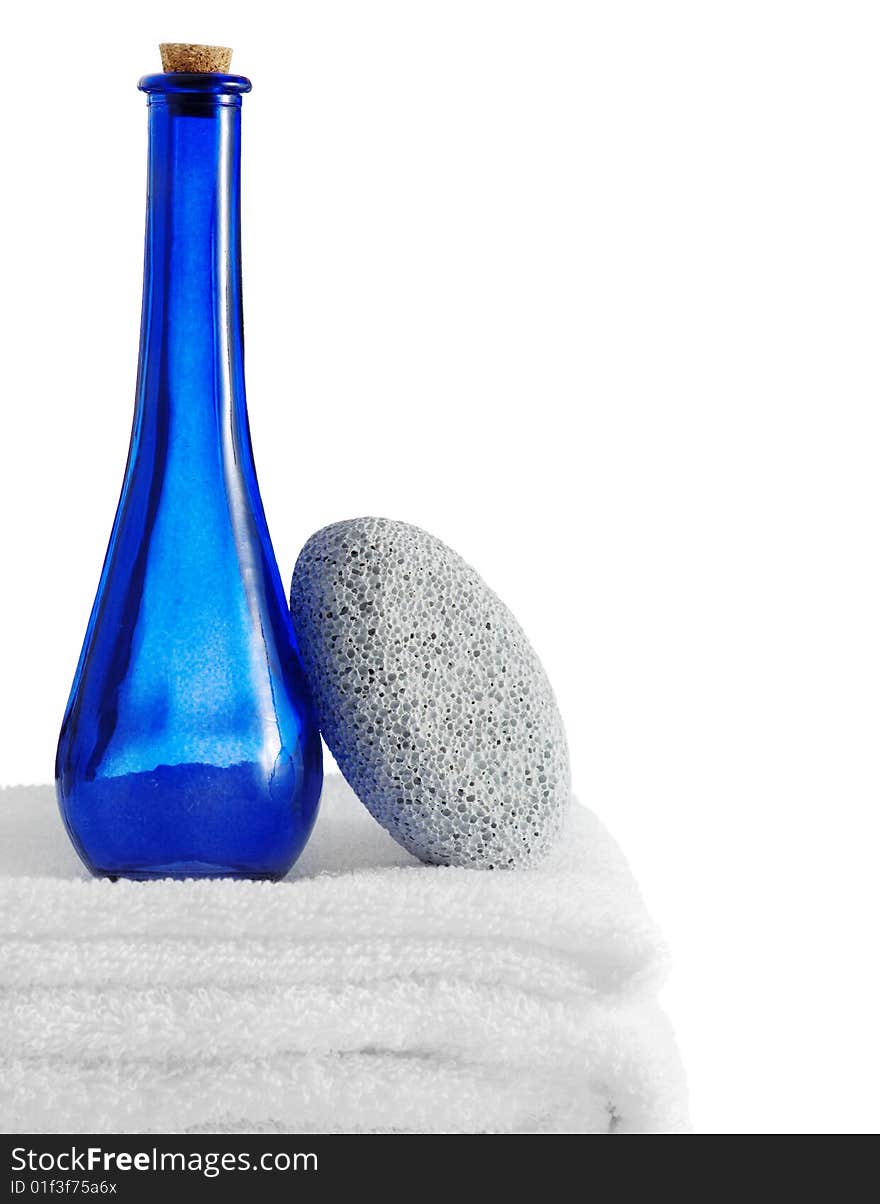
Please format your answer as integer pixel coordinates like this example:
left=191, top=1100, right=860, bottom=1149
left=135, top=77, right=251, bottom=431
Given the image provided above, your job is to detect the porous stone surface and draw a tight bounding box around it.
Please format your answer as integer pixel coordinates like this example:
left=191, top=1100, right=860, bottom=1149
left=290, top=518, right=570, bottom=868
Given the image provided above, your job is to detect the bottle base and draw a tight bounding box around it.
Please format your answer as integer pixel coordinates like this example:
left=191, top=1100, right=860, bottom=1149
left=93, top=862, right=288, bottom=882
left=56, top=759, right=322, bottom=884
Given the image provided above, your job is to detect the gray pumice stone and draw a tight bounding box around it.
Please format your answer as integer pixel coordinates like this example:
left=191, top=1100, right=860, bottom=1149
left=290, top=517, right=570, bottom=868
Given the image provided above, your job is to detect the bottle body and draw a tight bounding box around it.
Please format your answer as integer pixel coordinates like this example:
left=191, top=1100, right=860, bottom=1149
left=56, top=74, right=322, bottom=879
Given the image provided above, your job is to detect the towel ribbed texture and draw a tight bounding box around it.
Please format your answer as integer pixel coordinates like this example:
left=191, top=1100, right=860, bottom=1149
left=0, top=775, right=687, bottom=1133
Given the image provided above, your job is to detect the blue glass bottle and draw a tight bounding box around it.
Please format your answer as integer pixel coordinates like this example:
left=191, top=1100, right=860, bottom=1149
left=55, top=69, right=323, bottom=880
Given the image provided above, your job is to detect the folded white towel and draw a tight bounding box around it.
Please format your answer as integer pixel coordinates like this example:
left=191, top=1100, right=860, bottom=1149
left=0, top=776, right=687, bottom=1133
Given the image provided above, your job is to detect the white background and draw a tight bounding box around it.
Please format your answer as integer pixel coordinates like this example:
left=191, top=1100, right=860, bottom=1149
left=1, top=1, right=878, bottom=1133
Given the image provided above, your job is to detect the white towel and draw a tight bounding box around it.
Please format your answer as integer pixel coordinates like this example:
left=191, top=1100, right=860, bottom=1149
left=0, top=776, right=687, bottom=1133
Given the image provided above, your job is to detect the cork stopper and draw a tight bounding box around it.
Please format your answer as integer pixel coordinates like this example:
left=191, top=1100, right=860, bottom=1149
left=159, top=43, right=233, bottom=74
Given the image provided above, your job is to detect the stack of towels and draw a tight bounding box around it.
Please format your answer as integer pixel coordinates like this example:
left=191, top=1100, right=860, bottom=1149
left=0, top=776, right=687, bottom=1133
